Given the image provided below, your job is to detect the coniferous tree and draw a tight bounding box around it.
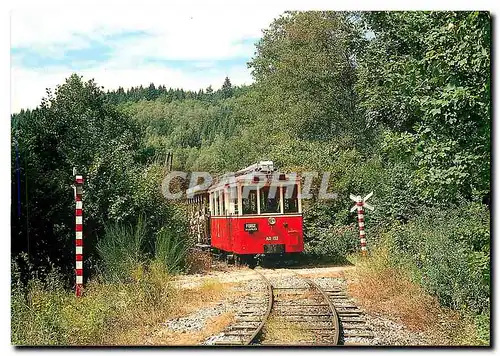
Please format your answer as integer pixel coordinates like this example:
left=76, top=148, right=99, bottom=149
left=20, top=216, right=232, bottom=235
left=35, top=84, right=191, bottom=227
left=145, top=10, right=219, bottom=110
left=221, top=76, right=233, bottom=98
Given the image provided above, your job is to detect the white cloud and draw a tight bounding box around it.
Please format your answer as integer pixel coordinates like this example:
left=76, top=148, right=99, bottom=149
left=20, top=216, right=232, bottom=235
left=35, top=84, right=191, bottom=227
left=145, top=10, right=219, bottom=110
left=10, top=3, right=291, bottom=111
left=14, top=0, right=380, bottom=111
left=11, top=5, right=281, bottom=59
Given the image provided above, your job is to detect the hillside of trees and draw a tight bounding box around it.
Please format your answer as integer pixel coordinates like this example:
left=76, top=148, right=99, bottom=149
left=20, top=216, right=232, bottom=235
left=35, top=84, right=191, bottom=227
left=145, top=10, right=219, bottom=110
left=11, top=11, right=490, bottom=344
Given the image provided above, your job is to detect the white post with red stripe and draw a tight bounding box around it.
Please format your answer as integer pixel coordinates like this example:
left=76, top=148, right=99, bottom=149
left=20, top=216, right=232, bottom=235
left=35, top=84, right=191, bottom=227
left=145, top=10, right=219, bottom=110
left=73, top=172, right=84, bottom=296
left=350, top=192, right=374, bottom=257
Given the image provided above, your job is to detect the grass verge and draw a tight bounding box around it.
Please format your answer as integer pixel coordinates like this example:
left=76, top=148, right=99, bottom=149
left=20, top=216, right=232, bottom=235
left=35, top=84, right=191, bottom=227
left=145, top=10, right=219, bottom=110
left=12, top=262, right=174, bottom=346
left=346, top=247, right=485, bottom=346
left=12, top=268, right=242, bottom=346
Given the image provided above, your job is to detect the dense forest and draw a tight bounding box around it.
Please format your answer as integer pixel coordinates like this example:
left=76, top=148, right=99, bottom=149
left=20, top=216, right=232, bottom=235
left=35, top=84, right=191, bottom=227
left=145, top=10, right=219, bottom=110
left=11, top=11, right=490, bottom=344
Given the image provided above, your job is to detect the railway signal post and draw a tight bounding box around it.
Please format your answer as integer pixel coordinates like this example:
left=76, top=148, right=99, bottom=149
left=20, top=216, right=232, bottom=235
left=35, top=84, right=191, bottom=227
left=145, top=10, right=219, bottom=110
left=72, top=169, right=84, bottom=297
left=350, top=192, right=374, bottom=257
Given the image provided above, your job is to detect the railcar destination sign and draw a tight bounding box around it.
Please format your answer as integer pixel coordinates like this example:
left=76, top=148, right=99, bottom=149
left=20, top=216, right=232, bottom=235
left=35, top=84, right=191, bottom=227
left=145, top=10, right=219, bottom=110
left=244, top=223, right=258, bottom=232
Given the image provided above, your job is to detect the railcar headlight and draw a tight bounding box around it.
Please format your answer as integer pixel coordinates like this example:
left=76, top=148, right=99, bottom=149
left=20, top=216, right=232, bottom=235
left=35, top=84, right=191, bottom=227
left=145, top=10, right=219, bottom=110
left=268, top=217, right=276, bottom=225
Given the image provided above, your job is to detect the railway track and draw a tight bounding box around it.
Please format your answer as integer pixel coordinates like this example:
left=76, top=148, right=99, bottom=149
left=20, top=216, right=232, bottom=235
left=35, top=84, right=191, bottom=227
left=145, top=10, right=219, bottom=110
left=210, top=268, right=373, bottom=346
left=212, top=269, right=340, bottom=345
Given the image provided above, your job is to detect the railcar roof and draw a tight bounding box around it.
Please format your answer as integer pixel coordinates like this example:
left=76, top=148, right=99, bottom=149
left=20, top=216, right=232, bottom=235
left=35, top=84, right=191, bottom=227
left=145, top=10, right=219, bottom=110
left=185, top=161, right=300, bottom=197
left=208, top=172, right=300, bottom=192
left=185, top=184, right=209, bottom=196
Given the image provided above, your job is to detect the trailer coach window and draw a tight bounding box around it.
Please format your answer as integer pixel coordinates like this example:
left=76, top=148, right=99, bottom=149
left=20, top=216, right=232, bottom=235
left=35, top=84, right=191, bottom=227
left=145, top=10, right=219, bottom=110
left=283, top=185, right=299, bottom=213
left=242, top=187, right=258, bottom=215
left=260, top=186, right=280, bottom=214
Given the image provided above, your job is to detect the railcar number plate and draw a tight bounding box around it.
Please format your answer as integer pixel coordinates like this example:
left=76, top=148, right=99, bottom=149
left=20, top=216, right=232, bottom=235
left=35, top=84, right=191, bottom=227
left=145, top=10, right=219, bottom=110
left=244, top=223, right=258, bottom=232
left=266, top=236, right=279, bottom=241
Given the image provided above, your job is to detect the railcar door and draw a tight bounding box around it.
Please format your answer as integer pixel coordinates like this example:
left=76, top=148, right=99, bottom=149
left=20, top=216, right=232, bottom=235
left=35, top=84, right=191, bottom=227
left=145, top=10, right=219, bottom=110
left=227, top=210, right=232, bottom=253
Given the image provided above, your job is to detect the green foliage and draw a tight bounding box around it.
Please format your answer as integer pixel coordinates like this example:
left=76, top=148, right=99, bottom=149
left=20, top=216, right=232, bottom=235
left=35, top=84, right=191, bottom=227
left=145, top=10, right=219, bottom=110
left=11, top=254, right=109, bottom=345
left=304, top=223, right=358, bottom=262
left=12, top=74, right=143, bottom=275
left=12, top=280, right=69, bottom=345
left=249, top=11, right=365, bottom=141
left=474, top=311, right=490, bottom=345
left=11, top=254, right=174, bottom=346
left=12, top=74, right=186, bottom=279
left=358, top=11, right=491, bottom=203
left=221, top=76, right=234, bottom=99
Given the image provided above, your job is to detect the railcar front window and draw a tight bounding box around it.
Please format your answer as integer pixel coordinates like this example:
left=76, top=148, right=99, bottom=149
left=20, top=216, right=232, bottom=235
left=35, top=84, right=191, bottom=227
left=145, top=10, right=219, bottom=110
left=283, top=185, right=299, bottom=213
left=242, top=187, right=258, bottom=215
left=260, top=186, right=280, bottom=214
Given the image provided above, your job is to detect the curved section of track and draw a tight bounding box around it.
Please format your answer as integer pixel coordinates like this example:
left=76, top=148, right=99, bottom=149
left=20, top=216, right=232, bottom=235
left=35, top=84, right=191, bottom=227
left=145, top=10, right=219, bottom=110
left=213, top=269, right=273, bottom=345
left=303, top=277, right=341, bottom=345
left=248, top=270, right=273, bottom=343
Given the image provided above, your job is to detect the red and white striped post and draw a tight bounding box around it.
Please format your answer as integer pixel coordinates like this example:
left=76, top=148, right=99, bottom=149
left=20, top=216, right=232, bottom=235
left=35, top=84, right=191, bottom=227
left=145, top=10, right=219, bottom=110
left=73, top=172, right=84, bottom=297
left=356, top=197, right=367, bottom=256
left=350, top=192, right=374, bottom=257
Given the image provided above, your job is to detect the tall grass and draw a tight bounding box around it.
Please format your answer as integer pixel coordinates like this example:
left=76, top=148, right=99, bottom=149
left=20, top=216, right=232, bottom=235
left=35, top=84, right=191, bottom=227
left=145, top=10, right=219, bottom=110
left=11, top=255, right=175, bottom=345
left=386, top=202, right=490, bottom=315
left=383, top=202, right=490, bottom=345
left=97, top=218, right=190, bottom=278
left=348, top=246, right=488, bottom=345
left=96, top=217, right=146, bottom=282
left=154, top=227, right=190, bottom=274
left=12, top=219, right=195, bottom=345
left=347, top=201, right=490, bottom=345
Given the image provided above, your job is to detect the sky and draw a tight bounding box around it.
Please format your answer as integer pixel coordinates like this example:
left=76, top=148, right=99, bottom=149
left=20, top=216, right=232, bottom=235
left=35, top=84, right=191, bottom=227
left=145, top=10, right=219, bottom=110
left=10, top=5, right=291, bottom=112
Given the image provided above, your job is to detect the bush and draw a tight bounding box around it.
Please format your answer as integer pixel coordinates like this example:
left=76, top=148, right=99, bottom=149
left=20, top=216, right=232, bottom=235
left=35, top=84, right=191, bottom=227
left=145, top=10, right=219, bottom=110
left=304, top=223, right=359, bottom=262
left=11, top=255, right=113, bottom=345
left=387, top=202, right=490, bottom=314
left=349, top=245, right=487, bottom=345
left=474, top=311, right=490, bottom=345
left=12, top=281, right=66, bottom=345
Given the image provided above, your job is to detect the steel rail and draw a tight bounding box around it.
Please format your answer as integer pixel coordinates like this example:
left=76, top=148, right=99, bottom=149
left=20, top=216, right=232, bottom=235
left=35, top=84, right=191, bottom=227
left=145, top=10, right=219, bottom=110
left=246, top=269, right=274, bottom=345
left=296, top=273, right=341, bottom=345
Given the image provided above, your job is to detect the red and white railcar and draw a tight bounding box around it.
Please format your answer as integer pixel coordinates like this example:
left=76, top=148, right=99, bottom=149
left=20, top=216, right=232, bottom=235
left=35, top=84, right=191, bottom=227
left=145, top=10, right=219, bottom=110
left=186, top=161, right=304, bottom=262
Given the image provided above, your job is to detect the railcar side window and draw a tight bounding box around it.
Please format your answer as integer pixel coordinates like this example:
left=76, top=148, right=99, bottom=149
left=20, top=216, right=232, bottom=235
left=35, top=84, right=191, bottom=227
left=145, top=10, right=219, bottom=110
left=212, top=193, right=217, bottom=215
left=283, top=185, right=299, bottom=213
left=242, top=187, right=258, bottom=215
left=233, top=194, right=238, bottom=215
left=260, top=186, right=280, bottom=214
left=226, top=186, right=237, bottom=215
left=220, top=190, right=225, bottom=215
